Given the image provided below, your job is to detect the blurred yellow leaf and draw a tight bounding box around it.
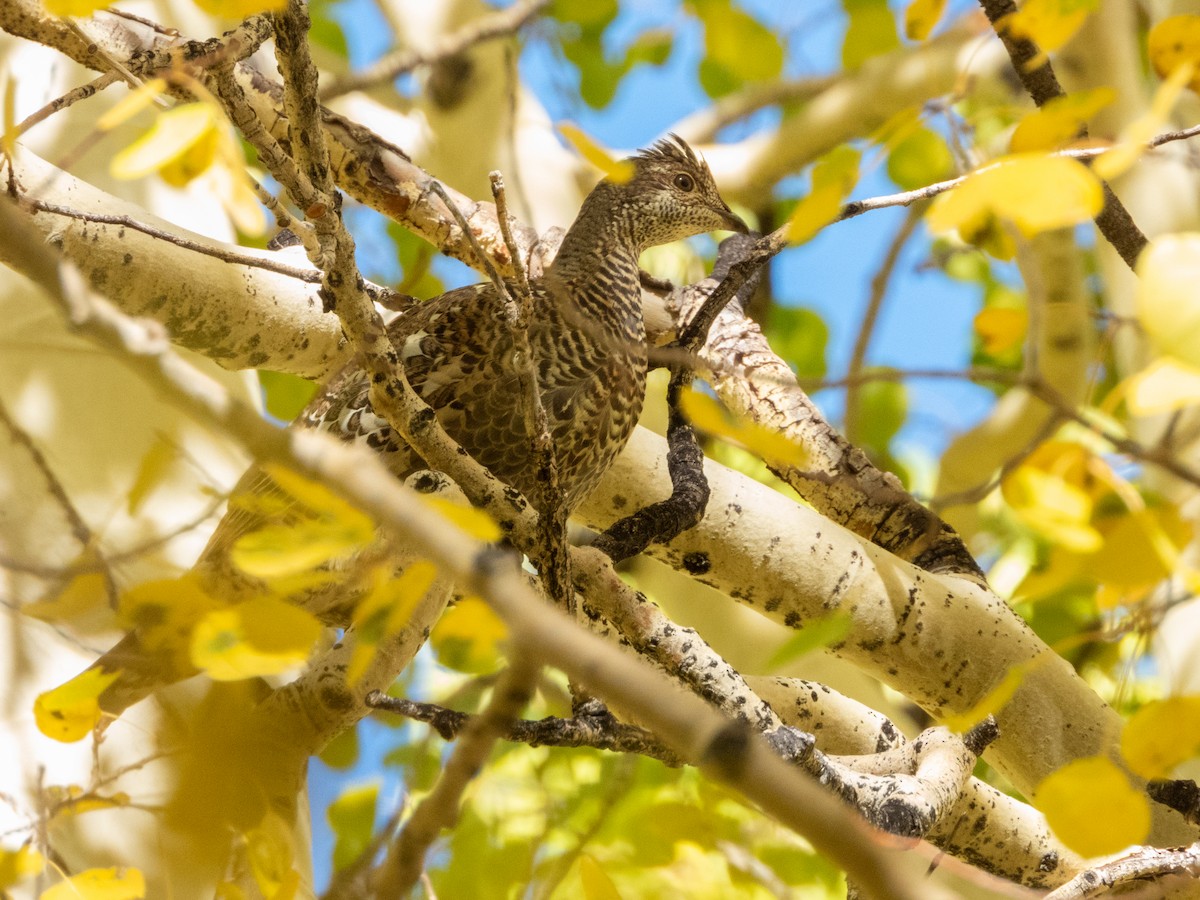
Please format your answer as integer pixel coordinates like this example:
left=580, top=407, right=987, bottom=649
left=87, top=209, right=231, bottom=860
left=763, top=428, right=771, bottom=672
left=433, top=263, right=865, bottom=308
left=195, top=0, right=287, bottom=15
left=679, top=388, right=808, bottom=467
left=244, top=811, right=301, bottom=900
left=1148, top=15, right=1200, bottom=91
left=111, top=102, right=222, bottom=186
left=558, top=123, right=635, bottom=183
left=1125, top=357, right=1200, bottom=415
left=1003, top=0, right=1098, bottom=56
left=232, top=519, right=372, bottom=581
left=1009, top=88, right=1115, bottom=152
left=1122, top=697, right=1200, bottom=779
left=128, top=436, right=178, bottom=514
left=0, top=844, right=43, bottom=890
left=23, top=570, right=108, bottom=623
left=43, top=0, right=109, bottom=15
left=579, top=854, right=624, bottom=900
left=1135, top=233, right=1200, bottom=369
left=349, top=561, right=438, bottom=685
left=1093, top=64, right=1192, bottom=181
left=2, top=75, right=16, bottom=158
left=119, top=574, right=222, bottom=654
left=943, top=660, right=1035, bottom=732
left=45, top=785, right=131, bottom=822
left=96, top=79, right=167, bottom=131
left=927, top=155, right=1103, bottom=251
left=431, top=595, right=508, bottom=674
left=39, top=867, right=145, bottom=900
left=34, top=667, right=120, bottom=743
left=1003, top=466, right=1101, bottom=553
left=785, top=146, right=860, bottom=244
left=422, top=496, right=501, bottom=542
left=1089, top=504, right=1192, bottom=609
left=191, top=597, right=321, bottom=681
left=1034, top=756, right=1150, bottom=857
left=973, top=306, right=1028, bottom=355
left=904, top=0, right=946, bottom=41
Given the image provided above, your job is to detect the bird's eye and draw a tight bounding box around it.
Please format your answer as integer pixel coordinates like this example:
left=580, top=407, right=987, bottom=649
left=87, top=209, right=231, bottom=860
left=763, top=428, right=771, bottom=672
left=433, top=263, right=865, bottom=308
left=673, top=173, right=696, bottom=192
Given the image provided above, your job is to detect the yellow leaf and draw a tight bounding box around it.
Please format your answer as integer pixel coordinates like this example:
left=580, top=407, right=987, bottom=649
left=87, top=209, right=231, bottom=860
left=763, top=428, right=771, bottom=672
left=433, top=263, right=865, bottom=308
left=244, top=812, right=301, bottom=900
left=422, top=496, right=501, bottom=542
left=0, top=844, right=43, bottom=890
left=39, top=867, right=145, bottom=900
left=579, top=854, right=623, bottom=900
left=1034, top=757, right=1150, bottom=858
left=679, top=389, right=808, bottom=467
left=24, top=570, right=108, bottom=623
left=927, top=154, right=1103, bottom=248
left=232, top=519, right=371, bottom=581
left=973, top=306, right=1028, bottom=356
left=1125, top=357, right=1200, bottom=415
left=1003, top=0, right=1098, bottom=56
left=34, top=668, right=120, bottom=743
left=264, top=464, right=376, bottom=531
left=1009, top=88, right=1116, bottom=152
left=119, top=574, right=223, bottom=654
left=194, top=0, right=287, bottom=16
left=1148, top=15, right=1200, bottom=91
left=558, top=123, right=635, bottom=183
left=43, top=0, right=110, bottom=15
left=943, top=659, right=1036, bottom=732
left=1093, top=63, right=1192, bottom=181
left=127, top=437, right=178, bottom=514
left=786, top=146, right=860, bottom=244
left=431, top=596, right=508, bottom=674
left=45, top=785, right=131, bottom=821
left=190, top=597, right=321, bottom=681
left=111, top=102, right=221, bottom=185
left=2, top=75, right=16, bottom=159
left=1002, top=466, right=1101, bottom=553
left=96, top=79, right=167, bottom=131
left=349, top=561, right=438, bottom=685
left=1135, top=234, right=1200, bottom=369
left=1122, top=697, right=1200, bottom=779
left=1088, top=505, right=1192, bottom=608
left=904, top=0, right=946, bottom=41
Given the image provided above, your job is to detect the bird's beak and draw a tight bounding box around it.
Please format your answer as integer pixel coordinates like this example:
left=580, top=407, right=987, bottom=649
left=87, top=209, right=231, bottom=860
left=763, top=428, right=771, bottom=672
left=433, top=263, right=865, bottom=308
left=716, top=202, right=749, bottom=235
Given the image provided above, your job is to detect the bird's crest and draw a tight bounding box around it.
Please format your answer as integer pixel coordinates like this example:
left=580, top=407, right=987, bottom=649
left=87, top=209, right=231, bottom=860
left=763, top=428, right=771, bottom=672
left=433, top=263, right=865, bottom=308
left=633, top=133, right=707, bottom=174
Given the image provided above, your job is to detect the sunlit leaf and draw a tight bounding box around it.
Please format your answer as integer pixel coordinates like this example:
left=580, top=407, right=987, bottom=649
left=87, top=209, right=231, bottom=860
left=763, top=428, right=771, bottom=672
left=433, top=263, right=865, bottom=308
left=348, top=561, right=438, bottom=685
left=328, top=784, right=378, bottom=872
left=974, top=306, right=1028, bottom=356
left=128, top=436, right=178, bottom=514
left=191, top=597, right=321, bottom=681
left=679, top=388, right=809, bottom=468
left=1034, top=756, right=1150, bottom=857
left=693, top=0, right=783, bottom=96
left=927, top=155, right=1103, bottom=251
left=786, top=146, right=860, bottom=244
left=193, top=0, right=288, bottom=16
left=767, top=612, right=853, bottom=669
left=23, top=569, right=108, bottom=623
left=1090, top=504, right=1193, bottom=609
left=96, top=79, right=167, bottom=131
left=43, top=0, right=109, bottom=15
left=431, top=596, right=508, bottom=674
left=904, top=0, right=946, bottom=41
left=579, top=854, right=624, bottom=900
left=259, top=371, right=319, bottom=422
left=1003, top=465, right=1101, bottom=552
left=886, top=125, right=954, bottom=190
left=34, top=668, right=120, bottom=743
left=1122, top=697, right=1200, bottom=779
left=1135, top=233, right=1200, bottom=369
left=943, top=660, right=1033, bottom=732
left=0, top=845, right=43, bottom=890
left=558, top=123, right=634, bottom=183
left=1009, top=88, right=1116, bottom=152
left=1003, top=0, right=1099, bottom=57
left=232, top=518, right=371, bottom=581
left=1093, top=64, right=1192, bottom=181
left=45, top=785, right=131, bottom=821
left=39, top=866, right=145, bottom=900
left=422, top=496, right=502, bottom=542
left=842, top=0, right=900, bottom=69
left=111, top=102, right=222, bottom=186
left=1125, top=357, right=1200, bottom=415
left=1148, top=15, right=1200, bottom=91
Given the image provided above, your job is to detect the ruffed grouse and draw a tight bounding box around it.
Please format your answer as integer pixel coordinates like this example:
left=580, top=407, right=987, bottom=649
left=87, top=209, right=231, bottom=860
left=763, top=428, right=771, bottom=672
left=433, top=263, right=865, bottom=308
left=85, top=134, right=746, bottom=716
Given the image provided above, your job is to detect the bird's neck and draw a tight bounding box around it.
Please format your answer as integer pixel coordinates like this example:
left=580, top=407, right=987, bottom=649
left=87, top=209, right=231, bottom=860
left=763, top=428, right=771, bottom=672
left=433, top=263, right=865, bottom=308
left=547, top=183, right=645, bottom=343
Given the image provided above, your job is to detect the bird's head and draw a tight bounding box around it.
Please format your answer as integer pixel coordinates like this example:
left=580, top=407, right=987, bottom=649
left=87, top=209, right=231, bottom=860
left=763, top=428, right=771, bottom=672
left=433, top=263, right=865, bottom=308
left=611, top=134, right=748, bottom=250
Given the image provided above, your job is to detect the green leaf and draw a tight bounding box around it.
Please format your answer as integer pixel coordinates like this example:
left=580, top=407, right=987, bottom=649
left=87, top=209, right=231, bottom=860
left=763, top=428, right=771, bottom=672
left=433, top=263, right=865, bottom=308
left=318, top=725, right=360, bottom=770
left=387, top=223, right=444, bottom=298
left=691, top=0, right=783, bottom=97
left=549, top=0, right=617, bottom=29
left=842, top=0, right=901, bottom=69
left=854, top=372, right=907, bottom=458
left=766, top=306, right=828, bottom=380
left=886, top=125, right=954, bottom=190
left=767, top=612, right=854, bottom=669
left=328, top=784, right=379, bottom=872
left=258, top=371, right=318, bottom=422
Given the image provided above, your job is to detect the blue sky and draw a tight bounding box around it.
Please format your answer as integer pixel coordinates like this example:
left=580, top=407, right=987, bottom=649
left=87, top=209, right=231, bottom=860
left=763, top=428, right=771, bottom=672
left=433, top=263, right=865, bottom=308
left=313, top=0, right=995, bottom=887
